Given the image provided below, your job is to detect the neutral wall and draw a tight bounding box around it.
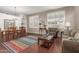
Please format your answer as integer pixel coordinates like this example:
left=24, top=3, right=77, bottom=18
left=65, top=6, right=79, bottom=30
left=74, top=6, right=79, bottom=30
left=65, top=7, right=75, bottom=29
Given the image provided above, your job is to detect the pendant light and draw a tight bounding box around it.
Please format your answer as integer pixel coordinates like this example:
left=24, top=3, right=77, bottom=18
left=14, top=6, right=16, bottom=16
left=13, top=6, right=17, bottom=20
left=13, top=6, right=17, bottom=28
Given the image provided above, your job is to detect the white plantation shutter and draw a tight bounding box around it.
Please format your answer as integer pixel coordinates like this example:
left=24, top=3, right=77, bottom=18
left=29, top=15, right=39, bottom=28
left=29, top=15, right=39, bottom=33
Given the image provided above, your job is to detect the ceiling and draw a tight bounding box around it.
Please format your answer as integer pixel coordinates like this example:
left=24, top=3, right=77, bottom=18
left=0, top=6, right=65, bottom=15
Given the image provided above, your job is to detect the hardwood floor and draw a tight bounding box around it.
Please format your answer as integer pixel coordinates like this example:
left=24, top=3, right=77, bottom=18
left=0, top=36, right=62, bottom=53
left=21, top=38, right=62, bottom=53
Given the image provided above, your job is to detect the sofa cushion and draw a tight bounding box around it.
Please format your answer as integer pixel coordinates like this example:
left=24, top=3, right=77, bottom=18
left=74, top=32, right=79, bottom=39
left=70, top=30, right=76, bottom=37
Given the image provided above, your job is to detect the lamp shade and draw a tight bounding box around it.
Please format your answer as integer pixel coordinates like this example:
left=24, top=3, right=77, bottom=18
left=65, top=22, right=70, bottom=27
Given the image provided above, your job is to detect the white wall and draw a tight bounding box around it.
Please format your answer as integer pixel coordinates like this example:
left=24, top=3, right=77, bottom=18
left=74, top=6, right=79, bottom=30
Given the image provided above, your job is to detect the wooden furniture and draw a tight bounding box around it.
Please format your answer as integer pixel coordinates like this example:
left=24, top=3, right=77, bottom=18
left=0, top=28, right=2, bottom=43
left=1, top=27, right=26, bottom=42
left=38, top=36, right=54, bottom=49
left=19, top=27, right=26, bottom=37
left=8, top=30, right=14, bottom=40
left=39, top=28, right=48, bottom=35
left=7, top=27, right=16, bottom=40
left=38, top=31, right=59, bottom=49
left=1, top=31, right=9, bottom=42
left=39, top=24, right=47, bottom=35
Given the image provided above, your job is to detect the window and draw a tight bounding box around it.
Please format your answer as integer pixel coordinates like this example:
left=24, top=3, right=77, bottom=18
left=0, top=19, right=4, bottom=30
left=29, top=15, right=39, bottom=28
left=29, top=15, right=39, bottom=33
left=15, top=19, right=21, bottom=29
left=47, top=11, right=65, bottom=29
left=0, top=13, right=21, bottom=30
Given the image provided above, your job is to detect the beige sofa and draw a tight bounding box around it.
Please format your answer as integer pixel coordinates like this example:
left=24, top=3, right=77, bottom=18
left=63, top=40, right=79, bottom=53
left=63, top=30, right=79, bottom=53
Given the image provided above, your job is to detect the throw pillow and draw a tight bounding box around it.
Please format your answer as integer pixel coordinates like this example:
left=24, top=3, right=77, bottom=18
left=74, top=32, right=79, bottom=39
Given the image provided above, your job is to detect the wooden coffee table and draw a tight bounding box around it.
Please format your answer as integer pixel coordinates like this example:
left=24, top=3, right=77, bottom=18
left=38, top=36, right=55, bottom=49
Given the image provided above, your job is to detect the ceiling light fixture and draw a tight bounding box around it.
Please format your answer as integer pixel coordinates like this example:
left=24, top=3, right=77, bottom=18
left=13, top=6, right=17, bottom=20
left=14, top=6, right=16, bottom=16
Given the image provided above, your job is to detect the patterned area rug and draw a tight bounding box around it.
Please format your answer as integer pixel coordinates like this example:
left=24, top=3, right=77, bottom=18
left=0, top=44, right=9, bottom=53
left=27, top=35, right=38, bottom=40
left=2, top=36, right=37, bottom=53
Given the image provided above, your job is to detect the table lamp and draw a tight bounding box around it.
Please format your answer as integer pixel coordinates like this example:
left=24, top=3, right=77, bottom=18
left=65, top=22, right=71, bottom=36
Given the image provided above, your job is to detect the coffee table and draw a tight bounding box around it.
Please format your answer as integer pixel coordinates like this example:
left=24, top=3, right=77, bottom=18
left=38, top=35, right=54, bottom=49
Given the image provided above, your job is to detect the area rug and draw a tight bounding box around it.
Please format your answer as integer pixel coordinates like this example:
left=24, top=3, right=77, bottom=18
left=2, top=36, right=37, bottom=53
left=27, top=35, right=38, bottom=40
left=0, top=44, right=9, bottom=53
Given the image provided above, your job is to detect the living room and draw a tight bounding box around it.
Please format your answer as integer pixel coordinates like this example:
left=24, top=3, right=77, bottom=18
left=0, top=6, right=79, bottom=53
